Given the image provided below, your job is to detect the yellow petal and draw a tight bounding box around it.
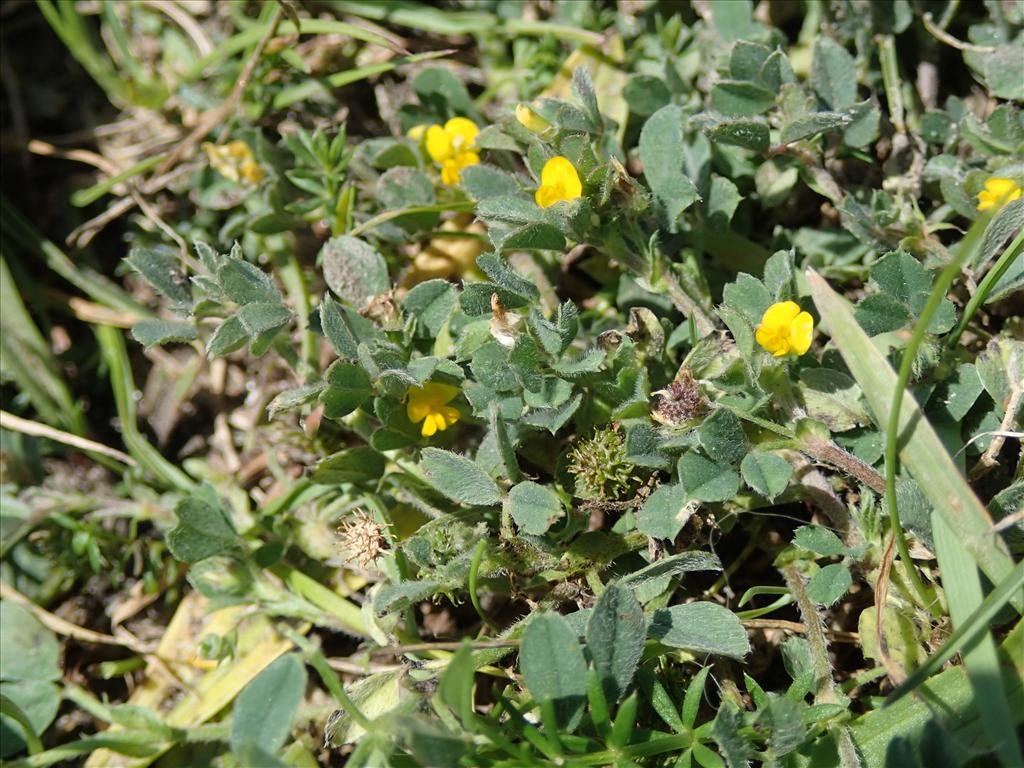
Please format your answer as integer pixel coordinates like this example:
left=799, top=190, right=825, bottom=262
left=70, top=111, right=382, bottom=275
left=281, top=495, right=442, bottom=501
left=425, top=124, right=452, bottom=163
left=407, top=395, right=431, bottom=424
left=789, top=311, right=814, bottom=355
left=441, top=159, right=462, bottom=186
left=455, top=151, right=480, bottom=171
left=760, top=301, right=801, bottom=327
left=421, top=415, right=438, bottom=437
left=977, top=177, right=1022, bottom=212
left=535, top=184, right=560, bottom=208
left=540, top=156, right=581, bottom=190
left=515, top=103, right=549, bottom=133
left=429, top=382, right=460, bottom=404
left=444, top=117, right=478, bottom=151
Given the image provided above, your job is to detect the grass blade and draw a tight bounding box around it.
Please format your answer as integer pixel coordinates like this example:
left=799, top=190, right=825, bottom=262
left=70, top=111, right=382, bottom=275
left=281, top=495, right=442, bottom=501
left=932, top=514, right=1022, bottom=766
left=806, top=269, right=1022, bottom=613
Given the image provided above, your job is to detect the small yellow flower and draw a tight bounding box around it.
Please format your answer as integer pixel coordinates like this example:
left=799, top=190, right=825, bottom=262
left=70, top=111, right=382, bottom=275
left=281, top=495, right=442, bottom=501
left=406, top=124, right=428, bottom=142
left=425, top=117, right=480, bottom=185
left=755, top=301, right=814, bottom=357
left=202, top=140, right=264, bottom=185
left=515, top=103, right=550, bottom=133
left=976, top=177, right=1022, bottom=212
left=407, top=382, right=461, bottom=437
left=535, top=156, right=582, bottom=208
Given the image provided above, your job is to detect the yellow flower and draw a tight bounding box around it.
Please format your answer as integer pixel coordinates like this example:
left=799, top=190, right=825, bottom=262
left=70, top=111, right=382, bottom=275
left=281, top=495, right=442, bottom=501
left=515, top=103, right=550, bottom=133
left=425, top=117, right=480, bottom=185
left=202, top=140, right=264, bottom=185
left=535, top=156, right=582, bottom=208
left=976, top=177, right=1021, bottom=212
left=407, top=382, right=461, bottom=437
left=755, top=301, right=814, bottom=357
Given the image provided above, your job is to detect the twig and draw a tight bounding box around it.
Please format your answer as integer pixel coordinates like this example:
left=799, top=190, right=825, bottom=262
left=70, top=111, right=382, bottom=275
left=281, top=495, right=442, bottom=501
left=781, top=563, right=838, bottom=704
left=969, top=384, right=1023, bottom=480
left=801, top=436, right=887, bottom=495
left=142, top=0, right=213, bottom=57
left=741, top=618, right=860, bottom=644
left=0, top=409, right=136, bottom=466
left=922, top=12, right=996, bottom=53
left=368, top=639, right=519, bottom=656
left=0, top=580, right=153, bottom=654
left=874, top=532, right=908, bottom=686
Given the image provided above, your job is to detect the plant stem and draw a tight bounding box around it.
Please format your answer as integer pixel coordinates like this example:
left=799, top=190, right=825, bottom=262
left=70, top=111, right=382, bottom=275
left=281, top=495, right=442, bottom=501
left=945, top=227, right=1024, bottom=353
left=885, top=241, right=973, bottom=619
left=782, top=563, right=837, bottom=705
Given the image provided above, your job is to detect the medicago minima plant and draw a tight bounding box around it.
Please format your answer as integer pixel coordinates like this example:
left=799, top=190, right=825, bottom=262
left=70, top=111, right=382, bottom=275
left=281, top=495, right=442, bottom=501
left=1, top=2, right=1022, bottom=767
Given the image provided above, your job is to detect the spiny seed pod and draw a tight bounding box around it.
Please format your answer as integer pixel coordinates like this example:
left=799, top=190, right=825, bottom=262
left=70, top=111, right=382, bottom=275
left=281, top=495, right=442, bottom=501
left=568, top=428, right=642, bottom=501
left=650, top=370, right=707, bottom=427
left=337, top=510, right=387, bottom=569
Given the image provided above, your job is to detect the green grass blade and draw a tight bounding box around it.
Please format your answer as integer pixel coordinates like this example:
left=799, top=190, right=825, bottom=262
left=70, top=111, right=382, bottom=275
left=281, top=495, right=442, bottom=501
left=94, top=325, right=194, bottom=491
left=2, top=198, right=150, bottom=318
left=932, top=514, right=1023, bottom=766
left=888, top=558, right=1024, bottom=705
left=806, top=269, right=1022, bottom=613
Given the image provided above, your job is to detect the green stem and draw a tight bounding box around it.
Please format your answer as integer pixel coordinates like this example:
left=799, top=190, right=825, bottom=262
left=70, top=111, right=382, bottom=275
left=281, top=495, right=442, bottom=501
left=95, top=325, right=194, bottom=491
left=469, top=540, right=500, bottom=634
left=885, top=251, right=970, bottom=618
left=945, top=227, right=1024, bottom=353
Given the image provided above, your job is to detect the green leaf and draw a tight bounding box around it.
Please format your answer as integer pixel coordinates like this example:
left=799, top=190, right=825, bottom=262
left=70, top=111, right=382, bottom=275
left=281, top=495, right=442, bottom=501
left=311, top=447, right=385, bottom=485
left=413, top=67, right=474, bottom=115
left=781, top=111, right=852, bottom=144
left=237, top=302, right=291, bottom=337
left=854, top=293, right=910, bottom=335
left=321, top=236, right=389, bottom=306
left=402, top=280, right=457, bottom=337
left=268, top=383, right=326, bottom=417
left=206, top=315, right=249, bottom=358
left=931, top=514, right=1023, bottom=767
left=375, top=580, right=444, bottom=614
left=218, top=258, right=281, bottom=305
left=130, top=320, right=197, bottom=348
left=636, top=483, right=692, bottom=540
left=572, top=66, right=601, bottom=129
left=125, top=246, right=191, bottom=306
left=623, top=75, right=670, bottom=117
left=166, top=495, right=239, bottom=563
left=520, top=613, right=588, bottom=731
left=507, top=481, right=563, bottom=536
left=792, top=525, right=847, bottom=557
left=492, top=222, right=567, bottom=252
left=929, top=363, right=983, bottom=422
left=811, top=37, right=857, bottom=109
left=523, top=392, right=582, bottom=434
left=476, top=253, right=540, bottom=302
left=741, top=452, right=792, bottom=500
left=798, top=368, right=871, bottom=432
left=648, top=603, right=750, bottom=659
left=984, top=45, right=1024, bottom=100
left=640, top=105, right=700, bottom=229
left=321, top=361, right=372, bottom=419
left=806, top=563, right=852, bottom=605
left=722, top=273, right=771, bottom=325
left=420, top=448, right=502, bottom=506
left=0, top=602, right=59, bottom=682
left=439, top=640, right=476, bottom=727
left=711, top=80, right=776, bottom=116
left=586, top=584, right=645, bottom=702
left=618, top=551, right=722, bottom=589
left=807, top=270, right=1021, bottom=610
left=678, top=452, right=741, bottom=502
left=698, top=408, right=748, bottom=464
left=230, top=653, right=307, bottom=764
left=0, top=680, right=59, bottom=759
left=703, top=117, right=770, bottom=153
left=459, top=164, right=521, bottom=200
left=843, top=99, right=881, bottom=148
